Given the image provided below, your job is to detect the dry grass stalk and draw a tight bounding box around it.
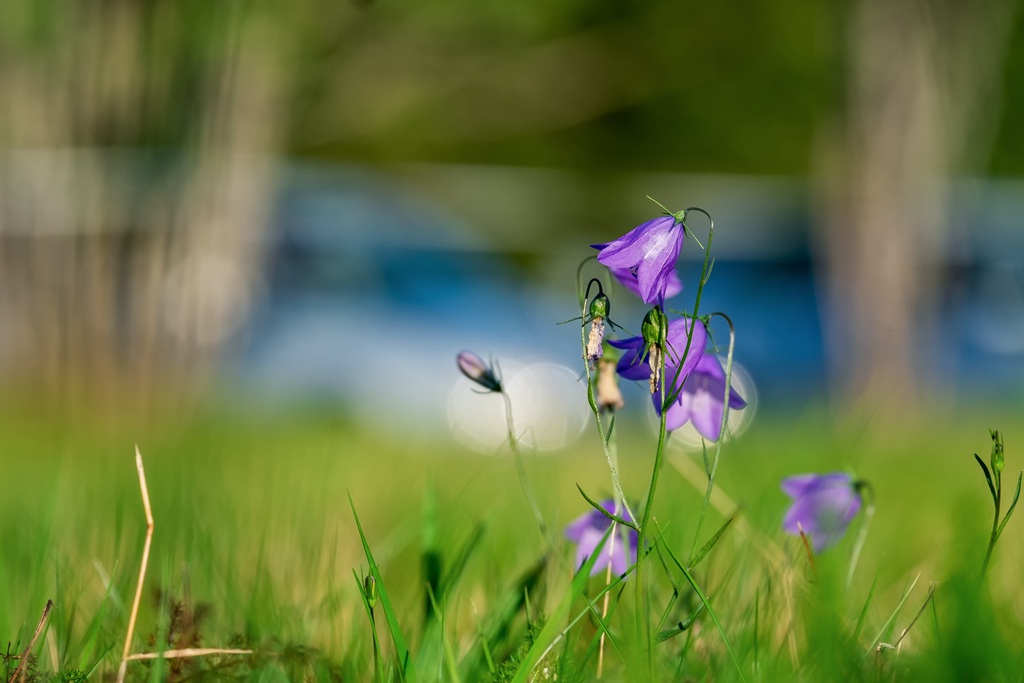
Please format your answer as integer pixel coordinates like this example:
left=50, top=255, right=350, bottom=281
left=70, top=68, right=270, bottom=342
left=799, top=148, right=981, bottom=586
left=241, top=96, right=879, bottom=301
left=125, top=648, right=254, bottom=662
left=115, top=446, right=251, bottom=683
left=7, top=599, right=53, bottom=683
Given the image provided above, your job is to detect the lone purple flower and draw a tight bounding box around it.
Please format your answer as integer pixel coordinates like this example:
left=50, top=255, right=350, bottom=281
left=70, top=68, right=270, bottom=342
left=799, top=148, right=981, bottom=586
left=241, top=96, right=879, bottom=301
left=592, top=215, right=685, bottom=305
left=564, top=500, right=637, bottom=577
left=658, top=350, right=747, bottom=441
left=781, top=473, right=862, bottom=552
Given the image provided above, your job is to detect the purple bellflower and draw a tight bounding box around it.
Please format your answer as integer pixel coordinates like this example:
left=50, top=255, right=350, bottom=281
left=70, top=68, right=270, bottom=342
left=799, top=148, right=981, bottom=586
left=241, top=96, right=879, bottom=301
left=564, top=500, right=638, bottom=577
left=592, top=215, right=685, bottom=305
left=609, top=317, right=708, bottom=387
left=607, top=266, right=683, bottom=302
left=781, top=473, right=863, bottom=552
left=658, top=350, right=747, bottom=441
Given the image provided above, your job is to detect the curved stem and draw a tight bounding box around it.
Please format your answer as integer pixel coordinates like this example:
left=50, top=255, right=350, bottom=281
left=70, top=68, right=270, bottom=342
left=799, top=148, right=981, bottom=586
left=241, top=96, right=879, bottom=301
left=579, top=286, right=635, bottom=525
left=981, top=481, right=1001, bottom=578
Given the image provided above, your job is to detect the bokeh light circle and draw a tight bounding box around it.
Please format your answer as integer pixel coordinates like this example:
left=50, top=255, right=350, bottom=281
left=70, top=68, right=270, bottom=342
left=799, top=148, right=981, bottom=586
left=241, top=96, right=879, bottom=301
left=447, top=361, right=588, bottom=453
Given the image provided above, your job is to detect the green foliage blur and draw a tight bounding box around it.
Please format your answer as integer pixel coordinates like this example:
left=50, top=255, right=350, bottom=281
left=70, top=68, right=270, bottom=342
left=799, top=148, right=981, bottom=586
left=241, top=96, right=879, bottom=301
left=1, top=404, right=1022, bottom=679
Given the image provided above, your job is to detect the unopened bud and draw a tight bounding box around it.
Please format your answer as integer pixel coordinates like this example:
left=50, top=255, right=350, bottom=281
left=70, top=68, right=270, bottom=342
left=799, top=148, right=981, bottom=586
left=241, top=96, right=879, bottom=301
left=596, top=358, right=624, bottom=412
left=641, top=307, right=668, bottom=349
left=991, top=429, right=1005, bottom=476
left=588, top=293, right=610, bottom=321
left=456, top=350, right=502, bottom=392
left=363, top=574, right=377, bottom=608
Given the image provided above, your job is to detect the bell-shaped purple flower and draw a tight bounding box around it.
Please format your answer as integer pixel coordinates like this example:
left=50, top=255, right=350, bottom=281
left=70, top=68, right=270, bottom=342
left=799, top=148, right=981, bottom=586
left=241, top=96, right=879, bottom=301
left=609, top=317, right=708, bottom=383
left=606, top=266, right=683, bottom=302
left=658, top=350, right=747, bottom=440
left=781, top=473, right=862, bottom=552
left=592, top=216, right=685, bottom=305
left=564, top=500, right=638, bottom=577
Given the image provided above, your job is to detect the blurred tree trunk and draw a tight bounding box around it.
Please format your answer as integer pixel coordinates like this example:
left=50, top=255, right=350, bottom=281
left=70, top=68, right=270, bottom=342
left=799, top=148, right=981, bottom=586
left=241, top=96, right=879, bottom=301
left=0, top=1, right=287, bottom=415
left=815, top=0, right=1018, bottom=411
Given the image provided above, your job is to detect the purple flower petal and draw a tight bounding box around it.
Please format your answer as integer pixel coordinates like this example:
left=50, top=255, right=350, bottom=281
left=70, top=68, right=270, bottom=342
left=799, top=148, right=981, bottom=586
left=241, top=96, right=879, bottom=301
left=592, top=216, right=685, bottom=305
left=653, top=341, right=746, bottom=441
left=607, top=266, right=683, bottom=301
left=564, top=500, right=638, bottom=577
left=781, top=473, right=862, bottom=552
left=613, top=318, right=708, bottom=386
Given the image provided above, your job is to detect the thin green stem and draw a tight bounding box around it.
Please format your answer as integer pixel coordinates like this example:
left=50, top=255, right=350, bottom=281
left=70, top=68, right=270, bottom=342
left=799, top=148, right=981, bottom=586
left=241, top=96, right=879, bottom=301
left=501, top=392, right=548, bottom=541
left=578, top=284, right=635, bottom=525
left=633, top=207, right=716, bottom=665
left=981, top=480, right=1001, bottom=578
left=847, top=490, right=874, bottom=588
left=688, top=312, right=735, bottom=564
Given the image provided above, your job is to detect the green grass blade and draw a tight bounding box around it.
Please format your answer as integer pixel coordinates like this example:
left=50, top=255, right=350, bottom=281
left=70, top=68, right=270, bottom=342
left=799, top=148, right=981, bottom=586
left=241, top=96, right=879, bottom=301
left=853, top=570, right=881, bottom=643
left=353, top=569, right=384, bottom=683
left=996, top=471, right=1023, bottom=538
left=426, top=584, right=462, bottom=683
left=459, top=556, right=547, bottom=678
left=974, top=453, right=996, bottom=500
left=349, top=494, right=418, bottom=681
left=657, top=526, right=746, bottom=681
left=866, top=573, right=920, bottom=655
left=439, top=523, right=485, bottom=600
left=688, top=514, right=735, bottom=568
left=510, top=525, right=612, bottom=683
left=656, top=602, right=706, bottom=643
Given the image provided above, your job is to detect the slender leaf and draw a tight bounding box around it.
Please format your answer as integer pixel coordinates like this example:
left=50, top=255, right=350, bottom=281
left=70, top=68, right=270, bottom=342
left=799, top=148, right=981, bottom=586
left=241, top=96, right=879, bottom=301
left=975, top=453, right=996, bottom=501
left=867, top=574, right=920, bottom=655
left=688, top=515, right=735, bottom=568
left=657, top=527, right=746, bottom=681
left=575, top=484, right=638, bottom=531
left=349, top=494, right=418, bottom=681
left=511, top=525, right=613, bottom=683
left=996, top=471, right=1023, bottom=538
left=853, top=570, right=881, bottom=643
left=426, top=584, right=462, bottom=683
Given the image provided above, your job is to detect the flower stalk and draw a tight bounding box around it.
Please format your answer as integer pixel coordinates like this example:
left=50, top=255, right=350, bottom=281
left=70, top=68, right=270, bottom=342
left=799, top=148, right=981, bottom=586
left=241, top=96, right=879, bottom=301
left=976, top=429, right=1022, bottom=578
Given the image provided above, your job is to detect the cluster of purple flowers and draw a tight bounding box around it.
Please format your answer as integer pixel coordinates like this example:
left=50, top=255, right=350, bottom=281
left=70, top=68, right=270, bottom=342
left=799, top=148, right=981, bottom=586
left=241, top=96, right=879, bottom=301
left=591, top=211, right=746, bottom=443
left=459, top=211, right=868, bottom=579
left=564, top=213, right=864, bottom=574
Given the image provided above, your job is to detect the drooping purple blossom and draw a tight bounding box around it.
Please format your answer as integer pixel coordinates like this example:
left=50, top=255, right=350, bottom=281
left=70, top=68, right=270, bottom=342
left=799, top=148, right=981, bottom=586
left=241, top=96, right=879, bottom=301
left=592, top=216, right=685, bottom=305
left=607, top=266, right=683, bottom=302
left=657, top=350, right=747, bottom=441
left=564, top=499, right=638, bottom=577
left=781, top=473, right=863, bottom=552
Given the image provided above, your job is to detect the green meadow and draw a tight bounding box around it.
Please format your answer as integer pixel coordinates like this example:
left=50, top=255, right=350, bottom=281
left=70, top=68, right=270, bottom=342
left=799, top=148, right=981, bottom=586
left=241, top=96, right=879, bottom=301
left=2, top=401, right=1021, bottom=681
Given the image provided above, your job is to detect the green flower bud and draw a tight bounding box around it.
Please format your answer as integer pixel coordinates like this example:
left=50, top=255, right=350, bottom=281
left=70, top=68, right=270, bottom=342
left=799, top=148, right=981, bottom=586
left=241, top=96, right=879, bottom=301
left=363, top=574, right=377, bottom=608
left=991, top=429, right=1005, bottom=477
left=640, top=306, right=669, bottom=349
left=588, top=292, right=610, bottom=321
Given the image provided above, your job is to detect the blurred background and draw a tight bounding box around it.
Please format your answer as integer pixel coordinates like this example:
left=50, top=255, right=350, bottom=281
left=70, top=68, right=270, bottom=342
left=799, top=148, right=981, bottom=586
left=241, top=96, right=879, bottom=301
left=2, top=0, right=1024, bottom=432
